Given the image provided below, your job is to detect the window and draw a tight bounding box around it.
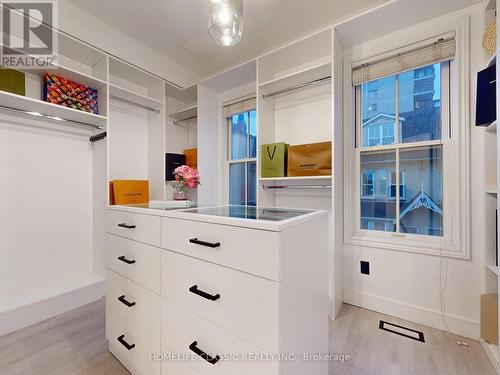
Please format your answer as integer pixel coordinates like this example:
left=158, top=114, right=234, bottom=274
left=347, top=34, right=471, bottom=258
left=361, top=171, right=375, bottom=198
left=389, top=171, right=406, bottom=199
left=357, top=63, right=446, bottom=238
left=227, top=109, right=257, bottom=206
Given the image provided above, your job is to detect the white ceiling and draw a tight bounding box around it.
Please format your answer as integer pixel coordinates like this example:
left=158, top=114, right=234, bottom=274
left=66, top=0, right=390, bottom=78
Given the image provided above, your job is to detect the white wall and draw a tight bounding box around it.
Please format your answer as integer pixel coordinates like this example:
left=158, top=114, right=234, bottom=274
left=108, top=100, right=149, bottom=181
left=342, top=4, right=486, bottom=339
left=0, top=113, right=94, bottom=294
left=57, top=2, right=200, bottom=88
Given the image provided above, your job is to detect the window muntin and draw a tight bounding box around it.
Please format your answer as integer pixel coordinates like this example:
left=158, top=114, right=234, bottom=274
left=227, top=109, right=257, bottom=206
left=357, top=63, right=447, bottom=237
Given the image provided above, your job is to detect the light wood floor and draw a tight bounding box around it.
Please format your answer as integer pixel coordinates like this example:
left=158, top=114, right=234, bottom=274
left=0, top=298, right=129, bottom=375
left=330, top=304, right=496, bottom=375
left=0, top=299, right=495, bottom=374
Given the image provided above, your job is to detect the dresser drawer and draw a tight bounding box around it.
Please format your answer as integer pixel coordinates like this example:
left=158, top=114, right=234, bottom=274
left=161, top=347, right=201, bottom=375
left=106, top=234, right=161, bottom=293
left=107, top=305, right=160, bottom=375
left=107, top=269, right=161, bottom=340
left=162, top=218, right=280, bottom=280
left=161, top=250, right=279, bottom=352
left=107, top=210, right=161, bottom=246
left=161, top=299, right=279, bottom=375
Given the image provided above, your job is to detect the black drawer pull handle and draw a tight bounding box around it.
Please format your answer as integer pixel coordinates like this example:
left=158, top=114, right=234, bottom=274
left=118, top=295, right=136, bottom=308
left=189, top=341, right=220, bottom=365
left=189, top=238, right=220, bottom=248
left=118, top=223, right=136, bottom=229
left=117, top=335, right=135, bottom=350
left=118, top=256, right=136, bottom=264
left=189, top=285, right=220, bottom=301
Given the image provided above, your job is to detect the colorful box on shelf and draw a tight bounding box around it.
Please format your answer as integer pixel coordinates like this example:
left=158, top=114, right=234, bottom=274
left=0, top=69, right=25, bottom=96
left=183, top=148, right=198, bottom=169
left=288, top=141, right=332, bottom=177
left=261, top=142, right=289, bottom=178
left=43, top=74, right=99, bottom=114
left=110, top=180, right=149, bottom=205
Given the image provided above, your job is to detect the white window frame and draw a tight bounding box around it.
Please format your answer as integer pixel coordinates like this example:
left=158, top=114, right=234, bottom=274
left=225, top=110, right=257, bottom=205
left=344, top=28, right=471, bottom=260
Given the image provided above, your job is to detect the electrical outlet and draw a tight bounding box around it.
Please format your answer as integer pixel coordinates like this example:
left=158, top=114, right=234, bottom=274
left=360, top=261, right=370, bottom=275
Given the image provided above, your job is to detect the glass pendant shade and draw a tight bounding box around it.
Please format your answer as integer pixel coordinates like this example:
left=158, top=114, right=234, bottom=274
left=209, top=0, right=243, bottom=47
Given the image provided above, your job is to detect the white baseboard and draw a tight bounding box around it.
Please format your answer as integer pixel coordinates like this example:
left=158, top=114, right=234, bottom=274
left=480, top=339, right=500, bottom=374
left=0, top=273, right=105, bottom=337
left=344, top=288, right=480, bottom=340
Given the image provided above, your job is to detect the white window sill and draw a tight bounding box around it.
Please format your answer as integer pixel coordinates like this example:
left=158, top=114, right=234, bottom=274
left=346, top=230, right=468, bottom=259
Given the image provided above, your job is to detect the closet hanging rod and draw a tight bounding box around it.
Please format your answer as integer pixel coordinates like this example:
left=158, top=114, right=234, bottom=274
left=0, top=105, right=104, bottom=129
left=89, top=131, right=107, bottom=143
left=173, top=116, right=197, bottom=126
left=109, top=95, right=161, bottom=113
left=262, top=185, right=331, bottom=190
left=262, top=76, right=332, bottom=99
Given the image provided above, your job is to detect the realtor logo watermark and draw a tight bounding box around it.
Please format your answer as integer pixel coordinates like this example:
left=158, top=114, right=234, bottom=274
left=1, top=0, right=58, bottom=68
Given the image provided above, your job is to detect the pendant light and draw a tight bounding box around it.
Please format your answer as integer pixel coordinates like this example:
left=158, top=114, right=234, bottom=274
left=209, top=0, right=243, bottom=47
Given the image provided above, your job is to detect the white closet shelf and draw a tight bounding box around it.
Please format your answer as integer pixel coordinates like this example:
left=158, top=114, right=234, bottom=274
left=169, top=105, right=198, bottom=121
left=258, top=62, right=332, bottom=97
left=486, top=190, right=498, bottom=196
left=487, top=264, right=499, bottom=276
left=109, top=83, right=164, bottom=112
left=15, top=63, right=107, bottom=89
left=259, top=175, right=332, bottom=182
left=0, top=90, right=107, bottom=127
left=0, top=272, right=105, bottom=314
left=485, top=54, right=496, bottom=69
left=486, top=120, right=497, bottom=133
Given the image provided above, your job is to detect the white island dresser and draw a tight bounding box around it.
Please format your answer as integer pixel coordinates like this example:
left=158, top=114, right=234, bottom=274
left=105, top=205, right=329, bottom=375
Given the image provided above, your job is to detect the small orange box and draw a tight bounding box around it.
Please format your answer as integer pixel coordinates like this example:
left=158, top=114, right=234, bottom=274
left=184, top=148, right=198, bottom=169
left=111, top=180, right=149, bottom=205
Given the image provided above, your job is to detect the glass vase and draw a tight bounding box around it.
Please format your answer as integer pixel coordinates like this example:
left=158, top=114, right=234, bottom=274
left=172, top=183, right=188, bottom=201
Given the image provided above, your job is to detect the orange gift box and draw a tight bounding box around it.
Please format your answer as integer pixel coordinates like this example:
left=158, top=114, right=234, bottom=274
left=287, top=142, right=332, bottom=177
left=184, top=148, right=198, bottom=169
left=110, top=180, right=149, bottom=205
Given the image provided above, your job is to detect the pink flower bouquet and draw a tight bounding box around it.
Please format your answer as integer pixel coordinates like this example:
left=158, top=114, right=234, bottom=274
left=172, top=165, right=200, bottom=200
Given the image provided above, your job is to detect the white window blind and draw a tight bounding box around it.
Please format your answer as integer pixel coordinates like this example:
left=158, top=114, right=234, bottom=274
left=223, top=97, right=256, bottom=118
left=352, top=37, right=455, bottom=86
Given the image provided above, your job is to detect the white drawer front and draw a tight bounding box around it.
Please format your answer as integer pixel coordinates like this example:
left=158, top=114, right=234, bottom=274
left=161, top=250, right=279, bottom=352
left=161, top=347, right=201, bottom=375
left=107, top=210, right=161, bottom=246
left=161, top=299, right=280, bottom=375
left=162, top=218, right=280, bottom=281
left=106, top=234, right=161, bottom=294
left=107, top=269, right=161, bottom=340
left=107, top=305, right=160, bottom=375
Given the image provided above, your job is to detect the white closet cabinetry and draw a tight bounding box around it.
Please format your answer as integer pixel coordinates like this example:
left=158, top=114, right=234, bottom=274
left=105, top=205, right=329, bottom=375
